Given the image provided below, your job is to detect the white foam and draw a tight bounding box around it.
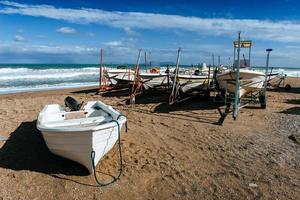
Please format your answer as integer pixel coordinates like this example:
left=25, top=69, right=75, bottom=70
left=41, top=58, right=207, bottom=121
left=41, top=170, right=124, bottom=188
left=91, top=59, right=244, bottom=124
left=0, top=82, right=98, bottom=94
left=0, top=67, right=100, bottom=81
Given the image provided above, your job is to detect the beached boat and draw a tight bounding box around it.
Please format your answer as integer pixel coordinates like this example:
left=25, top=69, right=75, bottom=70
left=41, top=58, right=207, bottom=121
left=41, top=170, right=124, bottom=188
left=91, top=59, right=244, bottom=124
left=106, top=67, right=171, bottom=89
left=105, top=68, right=135, bottom=85
left=171, top=72, right=211, bottom=93
left=139, top=68, right=171, bottom=90
left=216, top=69, right=266, bottom=98
left=37, top=101, right=127, bottom=173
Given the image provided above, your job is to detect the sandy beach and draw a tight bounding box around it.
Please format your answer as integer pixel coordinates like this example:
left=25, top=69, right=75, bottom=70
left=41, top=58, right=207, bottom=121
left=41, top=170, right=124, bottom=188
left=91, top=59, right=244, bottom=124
left=0, top=77, right=299, bottom=199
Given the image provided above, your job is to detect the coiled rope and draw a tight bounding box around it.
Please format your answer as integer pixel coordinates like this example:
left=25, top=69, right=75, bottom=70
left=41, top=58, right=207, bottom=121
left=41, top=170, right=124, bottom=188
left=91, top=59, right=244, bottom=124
left=91, top=115, right=127, bottom=186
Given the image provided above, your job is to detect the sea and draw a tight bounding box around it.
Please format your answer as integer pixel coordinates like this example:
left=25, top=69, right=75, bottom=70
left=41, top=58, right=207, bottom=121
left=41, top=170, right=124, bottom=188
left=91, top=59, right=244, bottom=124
left=0, top=64, right=299, bottom=94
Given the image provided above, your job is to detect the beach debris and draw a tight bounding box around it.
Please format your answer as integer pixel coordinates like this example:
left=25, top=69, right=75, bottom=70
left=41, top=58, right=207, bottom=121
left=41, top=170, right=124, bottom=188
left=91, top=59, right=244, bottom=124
left=249, top=183, right=258, bottom=188
left=288, top=134, right=299, bottom=144
left=0, top=135, right=8, bottom=141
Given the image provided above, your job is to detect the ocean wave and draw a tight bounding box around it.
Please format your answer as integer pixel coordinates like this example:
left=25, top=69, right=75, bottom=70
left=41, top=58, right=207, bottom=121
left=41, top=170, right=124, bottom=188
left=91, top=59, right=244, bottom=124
left=0, top=67, right=101, bottom=91
left=0, top=67, right=99, bottom=74
left=0, top=67, right=100, bottom=81
left=0, top=71, right=98, bottom=81
left=0, top=81, right=98, bottom=94
left=0, top=67, right=30, bottom=74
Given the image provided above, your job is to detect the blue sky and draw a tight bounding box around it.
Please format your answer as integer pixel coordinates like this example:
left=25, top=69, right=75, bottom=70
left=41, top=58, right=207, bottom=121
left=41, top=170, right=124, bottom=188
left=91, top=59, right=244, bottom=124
left=0, top=0, right=300, bottom=66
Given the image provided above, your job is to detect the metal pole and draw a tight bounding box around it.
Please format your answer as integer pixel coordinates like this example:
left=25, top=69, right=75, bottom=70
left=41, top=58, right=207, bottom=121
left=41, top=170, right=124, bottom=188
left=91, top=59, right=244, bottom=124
left=218, top=56, right=220, bottom=66
left=145, top=51, right=147, bottom=72
left=212, top=53, right=215, bottom=67
left=249, top=46, right=252, bottom=67
left=135, top=49, right=142, bottom=79
left=130, top=49, right=142, bottom=103
left=136, top=49, right=142, bottom=67
left=149, top=52, right=152, bottom=67
left=263, top=49, right=272, bottom=96
left=233, top=45, right=236, bottom=69
left=233, top=32, right=241, bottom=119
left=173, top=48, right=181, bottom=87
left=208, top=64, right=211, bottom=88
left=99, top=48, right=103, bottom=91
left=169, top=48, right=182, bottom=104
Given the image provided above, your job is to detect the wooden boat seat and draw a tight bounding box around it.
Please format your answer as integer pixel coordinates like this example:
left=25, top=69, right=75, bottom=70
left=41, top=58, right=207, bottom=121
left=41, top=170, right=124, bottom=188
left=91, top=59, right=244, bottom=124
left=45, top=116, right=113, bottom=128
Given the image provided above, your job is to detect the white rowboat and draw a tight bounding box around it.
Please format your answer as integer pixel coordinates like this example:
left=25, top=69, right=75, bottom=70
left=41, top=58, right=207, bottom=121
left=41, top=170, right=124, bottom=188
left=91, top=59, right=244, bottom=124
left=37, top=101, right=127, bottom=173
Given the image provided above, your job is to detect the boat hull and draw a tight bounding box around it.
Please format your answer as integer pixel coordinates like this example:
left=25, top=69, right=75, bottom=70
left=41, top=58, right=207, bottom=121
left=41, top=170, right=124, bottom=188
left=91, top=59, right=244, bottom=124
left=171, top=75, right=210, bottom=93
left=37, top=101, right=126, bottom=174
left=140, top=73, right=169, bottom=90
left=106, top=69, right=135, bottom=85
left=216, top=70, right=266, bottom=97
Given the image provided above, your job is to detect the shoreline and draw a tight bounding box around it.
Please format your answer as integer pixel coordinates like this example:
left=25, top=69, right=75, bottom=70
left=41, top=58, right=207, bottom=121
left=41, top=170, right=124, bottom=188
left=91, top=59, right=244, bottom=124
left=0, top=85, right=99, bottom=97
left=0, top=83, right=99, bottom=95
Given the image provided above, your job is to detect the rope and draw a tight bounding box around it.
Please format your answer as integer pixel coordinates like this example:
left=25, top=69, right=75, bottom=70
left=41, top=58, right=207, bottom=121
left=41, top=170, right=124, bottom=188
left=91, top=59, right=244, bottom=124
left=91, top=114, right=127, bottom=187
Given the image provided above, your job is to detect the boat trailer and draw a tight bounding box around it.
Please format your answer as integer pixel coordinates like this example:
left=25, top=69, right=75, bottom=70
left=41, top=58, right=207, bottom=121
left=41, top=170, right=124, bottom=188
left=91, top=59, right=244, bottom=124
left=216, top=32, right=272, bottom=125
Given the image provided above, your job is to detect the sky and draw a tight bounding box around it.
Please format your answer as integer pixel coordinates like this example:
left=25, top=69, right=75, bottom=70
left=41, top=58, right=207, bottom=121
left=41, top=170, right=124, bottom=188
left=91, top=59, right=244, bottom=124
left=0, top=0, right=300, bottom=66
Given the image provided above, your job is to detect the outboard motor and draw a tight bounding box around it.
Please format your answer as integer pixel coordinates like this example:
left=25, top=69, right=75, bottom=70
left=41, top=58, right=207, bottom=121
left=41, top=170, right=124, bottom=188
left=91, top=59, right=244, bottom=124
left=194, top=69, right=200, bottom=75
left=64, top=96, right=83, bottom=111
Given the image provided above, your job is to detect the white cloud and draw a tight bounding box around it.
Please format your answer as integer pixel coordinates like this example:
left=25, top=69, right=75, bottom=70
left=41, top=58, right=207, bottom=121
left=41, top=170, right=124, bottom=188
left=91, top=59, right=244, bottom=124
left=0, top=42, right=98, bottom=55
left=0, top=1, right=300, bottom=42
left=0, top=1, right=27, bottom=8
left=104, top=41, right=122, bottom=47
left=87, top=32, right=95, bottom=37
left=14, top=34, right=25, bottom=41
left=285, top=45, right=300, bottom=49
left=124, top=27, right=138, bottom=37
left=56, top=27, right=76, bottom=34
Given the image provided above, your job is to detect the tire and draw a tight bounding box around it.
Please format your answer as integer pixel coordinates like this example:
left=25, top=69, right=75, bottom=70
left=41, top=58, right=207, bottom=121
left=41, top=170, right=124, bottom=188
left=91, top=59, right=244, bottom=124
left=259, top=95, right=266, bottom=109
left=285, top=84, right=291, bottom=91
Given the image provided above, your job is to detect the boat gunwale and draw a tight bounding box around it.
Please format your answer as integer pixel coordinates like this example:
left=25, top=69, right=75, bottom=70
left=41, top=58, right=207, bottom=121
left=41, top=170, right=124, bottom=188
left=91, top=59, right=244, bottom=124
left=37, top=116, right=126, bottom=133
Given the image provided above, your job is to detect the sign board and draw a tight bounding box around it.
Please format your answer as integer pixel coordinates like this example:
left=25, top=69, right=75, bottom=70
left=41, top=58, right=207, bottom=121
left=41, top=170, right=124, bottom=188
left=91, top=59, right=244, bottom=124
left=233, top=40, right=252, bottom=48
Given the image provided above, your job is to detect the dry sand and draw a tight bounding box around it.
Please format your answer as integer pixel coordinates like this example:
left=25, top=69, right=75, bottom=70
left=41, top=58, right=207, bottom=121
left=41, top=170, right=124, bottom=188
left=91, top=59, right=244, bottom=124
left=0, top=77, right=299, bottom=200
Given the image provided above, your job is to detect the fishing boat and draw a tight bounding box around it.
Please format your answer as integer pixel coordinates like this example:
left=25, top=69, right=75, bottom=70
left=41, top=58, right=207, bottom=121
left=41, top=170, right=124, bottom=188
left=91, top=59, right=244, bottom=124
left=105, top=68, right=134, bottom=85
left=106, top=67, right=171, bottom=89
left=216, top=69, right=266, bottom=98
left=37, top=100, right=127, bottom=173
left=171, top=70, right=211, bottom=94
left=139, top=68, right=172, bottom=90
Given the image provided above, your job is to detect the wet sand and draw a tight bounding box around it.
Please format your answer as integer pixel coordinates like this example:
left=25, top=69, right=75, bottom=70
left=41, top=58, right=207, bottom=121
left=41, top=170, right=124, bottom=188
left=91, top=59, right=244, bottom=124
left=0, top=77, right=299, bottom=199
